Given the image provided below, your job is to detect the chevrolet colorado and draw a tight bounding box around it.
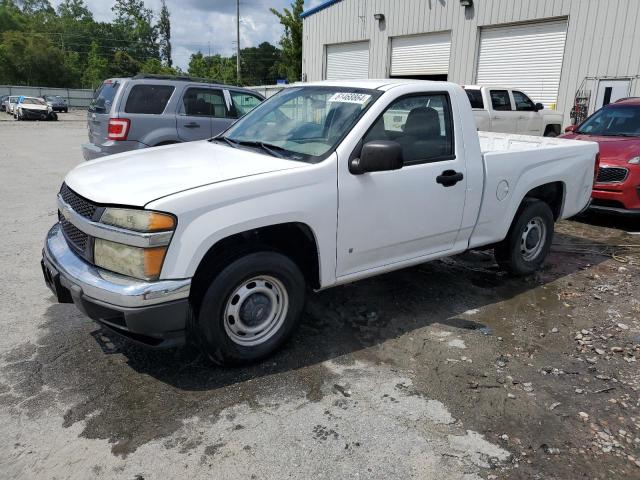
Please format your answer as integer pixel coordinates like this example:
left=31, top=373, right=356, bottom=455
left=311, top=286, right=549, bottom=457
left=42, top=80, right=599, bottom=365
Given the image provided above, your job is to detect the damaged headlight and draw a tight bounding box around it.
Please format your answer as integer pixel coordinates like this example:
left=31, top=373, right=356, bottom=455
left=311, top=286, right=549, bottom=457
left=94, top=208, right=176, bottom=280
left=100, top=208, right=175, bottom=232
left=94, top=239, right=168, bottom=281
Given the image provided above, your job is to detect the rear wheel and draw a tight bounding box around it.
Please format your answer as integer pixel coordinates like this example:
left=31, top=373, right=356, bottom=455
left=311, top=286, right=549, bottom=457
left=544, top=126, right=559, bottom=137
left=195, top=251, right=306, bottom=365
left=494, top=199, right=554, bottom=276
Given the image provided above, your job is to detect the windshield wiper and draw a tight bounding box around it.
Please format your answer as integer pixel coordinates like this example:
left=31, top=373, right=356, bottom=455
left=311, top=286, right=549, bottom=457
left=229, top=139, right=290, bottom=159
left=615, top=133, right=640, bottom=137
left=211, top=136, right=238, bottom=148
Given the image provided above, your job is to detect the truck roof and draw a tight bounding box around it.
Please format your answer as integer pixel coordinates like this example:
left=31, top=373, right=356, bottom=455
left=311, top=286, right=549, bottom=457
left=304, top=78, right=459, bottom=91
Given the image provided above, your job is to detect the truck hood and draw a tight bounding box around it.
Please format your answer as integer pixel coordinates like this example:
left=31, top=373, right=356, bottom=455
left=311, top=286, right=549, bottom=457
left=65, top=141, right=306, bottom=206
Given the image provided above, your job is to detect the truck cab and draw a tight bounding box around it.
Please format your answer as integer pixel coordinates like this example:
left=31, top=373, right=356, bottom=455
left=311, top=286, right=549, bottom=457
left=463, top=85, right=563, bottom=137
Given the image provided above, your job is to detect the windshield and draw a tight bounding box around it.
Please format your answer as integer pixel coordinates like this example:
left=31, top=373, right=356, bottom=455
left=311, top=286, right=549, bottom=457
left=219, top=86, right=381, bottom=163
left=89, top=81, right=120, bottom=113
left=22, top=98, right=46, bottom=105
left=577, top=105, right=640, bottom=136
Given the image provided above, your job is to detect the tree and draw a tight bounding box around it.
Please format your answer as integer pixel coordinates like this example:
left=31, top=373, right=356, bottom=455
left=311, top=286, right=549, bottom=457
left=15, top=0, right=53, bottom=15
left=240, top=42, right=282, bottom=85
left=57, top=0, right=92, bottom=21
left=112, top=0, right=158, bottom=62
left=270, top=0, right=303, bottom=83
left=157, top=0, right=171, bottom=67
left=82, top=40, right=107, bottom=88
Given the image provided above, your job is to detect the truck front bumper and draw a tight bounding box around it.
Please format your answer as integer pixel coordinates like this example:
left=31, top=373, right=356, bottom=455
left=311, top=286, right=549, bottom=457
left=42, top=223, right=191, bottom=348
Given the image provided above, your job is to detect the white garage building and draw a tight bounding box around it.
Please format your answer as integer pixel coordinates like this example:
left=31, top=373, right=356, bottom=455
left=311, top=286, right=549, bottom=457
left=301, top=0, right=640, bottom=125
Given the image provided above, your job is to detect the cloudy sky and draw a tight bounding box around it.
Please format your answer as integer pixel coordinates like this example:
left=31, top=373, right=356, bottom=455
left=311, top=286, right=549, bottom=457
left=50, top=0, right=325, bottom=70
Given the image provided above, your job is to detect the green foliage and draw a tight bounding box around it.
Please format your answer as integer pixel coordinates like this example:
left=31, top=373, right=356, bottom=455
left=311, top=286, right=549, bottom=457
left=158, top=0, right=171, bottom=67
left=187, top=42, right=284, bottom=86
left=81, top=40, right=107, bottom=89
left=0, top=0, right=298, bottom=88
left=0, top=0, right=177, bottom=87
left=270, top=0, right=303, bottom=83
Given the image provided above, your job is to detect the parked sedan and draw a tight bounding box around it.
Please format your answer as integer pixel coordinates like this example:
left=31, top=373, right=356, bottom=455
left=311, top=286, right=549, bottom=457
left=6, top=96, right=19, bottom=115
left=15, top=96, right=57, bottom=121
left=43, top=95, right=69, bottom=112
left=562, top=97, right=640, bottom=215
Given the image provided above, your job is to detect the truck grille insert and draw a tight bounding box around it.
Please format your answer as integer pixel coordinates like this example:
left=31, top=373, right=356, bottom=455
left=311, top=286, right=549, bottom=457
left=59, top=214, right=88, bottom=254
left=596, top=167, right=628, bottom=184
left=58, top=183, right=98, bottom=259
left=59, top=183, right=97, bottom=219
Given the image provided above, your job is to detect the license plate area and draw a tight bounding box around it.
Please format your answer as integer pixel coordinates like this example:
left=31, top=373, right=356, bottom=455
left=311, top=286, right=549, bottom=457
left=41, top=259, right=73, bottom=303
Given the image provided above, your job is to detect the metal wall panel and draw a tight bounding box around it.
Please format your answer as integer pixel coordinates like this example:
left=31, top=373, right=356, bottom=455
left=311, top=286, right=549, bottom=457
left=325, top=42, right=370, bottom=80
left=302, top=0, right=640, bottom=124
left=476, top=20, right=568, bottom=107
left=390, top=32, right=452, bottom=76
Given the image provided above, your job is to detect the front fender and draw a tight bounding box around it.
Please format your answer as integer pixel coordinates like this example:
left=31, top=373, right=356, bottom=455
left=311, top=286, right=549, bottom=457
left=147, top=157, right=339, bottom=287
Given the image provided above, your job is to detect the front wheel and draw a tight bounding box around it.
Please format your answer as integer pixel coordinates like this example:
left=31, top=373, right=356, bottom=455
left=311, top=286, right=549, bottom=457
left=195, top=251, right=306, bottom=365
left=494, top=199, right=554, bottom=276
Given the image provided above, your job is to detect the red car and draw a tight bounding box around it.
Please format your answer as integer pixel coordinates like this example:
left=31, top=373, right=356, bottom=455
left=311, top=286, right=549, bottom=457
left=562, top=98, right=640, bottom=216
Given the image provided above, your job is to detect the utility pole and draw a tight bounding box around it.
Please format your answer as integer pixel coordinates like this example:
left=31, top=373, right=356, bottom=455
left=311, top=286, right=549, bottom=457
left=236, top=0, right=241, bottom=84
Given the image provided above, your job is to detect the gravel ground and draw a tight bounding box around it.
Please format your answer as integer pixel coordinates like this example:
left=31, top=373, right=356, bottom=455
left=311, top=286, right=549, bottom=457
left=0, top=116, right=639, bottom=480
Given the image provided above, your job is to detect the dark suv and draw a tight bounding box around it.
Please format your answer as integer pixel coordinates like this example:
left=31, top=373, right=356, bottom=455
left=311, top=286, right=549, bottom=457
left=82, top=75, right=265, bottom=161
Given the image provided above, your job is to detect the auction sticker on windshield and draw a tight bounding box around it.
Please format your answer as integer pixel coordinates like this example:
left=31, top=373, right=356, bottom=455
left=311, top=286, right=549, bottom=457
left=329, top=92, right=371, bottom=104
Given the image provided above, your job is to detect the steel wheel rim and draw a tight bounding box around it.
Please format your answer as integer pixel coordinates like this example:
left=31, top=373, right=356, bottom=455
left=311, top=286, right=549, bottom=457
left=223, top=275, right=289, bottom=346
left=520, top=216, right=546, bottom=262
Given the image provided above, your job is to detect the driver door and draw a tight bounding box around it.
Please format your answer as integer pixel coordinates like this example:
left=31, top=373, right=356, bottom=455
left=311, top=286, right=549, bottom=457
left=336, top=93, right=467, bottom=277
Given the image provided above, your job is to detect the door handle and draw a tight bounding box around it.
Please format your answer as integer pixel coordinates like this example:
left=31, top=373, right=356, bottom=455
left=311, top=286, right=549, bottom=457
left=436, top=170, right=464, bottom=187
left=184, top=122, right=200, bottom=128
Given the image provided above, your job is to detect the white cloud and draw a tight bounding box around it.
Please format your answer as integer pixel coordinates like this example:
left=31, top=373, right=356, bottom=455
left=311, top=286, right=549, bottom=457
left=49, top=0, right=315, bottom=70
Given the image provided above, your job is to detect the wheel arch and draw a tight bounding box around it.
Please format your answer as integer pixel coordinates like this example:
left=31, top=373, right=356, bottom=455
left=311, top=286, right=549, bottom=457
left=189, top=222, right=321, bottom=313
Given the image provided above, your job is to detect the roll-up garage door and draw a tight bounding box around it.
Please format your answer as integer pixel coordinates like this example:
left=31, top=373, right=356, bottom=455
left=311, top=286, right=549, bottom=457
left=325, top=42, right=369, bottom=80
left=476, top=20, right=567, bottom=107
left=391, top=32, right=451, bottom=76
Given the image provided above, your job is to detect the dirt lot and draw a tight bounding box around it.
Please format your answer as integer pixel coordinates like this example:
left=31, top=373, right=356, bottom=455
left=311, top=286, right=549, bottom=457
left=0, top=115, right=639, bottom=480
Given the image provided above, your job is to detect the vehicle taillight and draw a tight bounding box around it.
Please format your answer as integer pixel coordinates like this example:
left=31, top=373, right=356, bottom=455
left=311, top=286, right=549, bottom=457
left=107, top=118, right=130, bottom=141
left=593, top=152, right=601, bottom=186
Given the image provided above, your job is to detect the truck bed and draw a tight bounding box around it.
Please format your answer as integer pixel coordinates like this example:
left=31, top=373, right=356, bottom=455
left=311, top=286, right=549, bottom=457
left=478, top=131, right=587, bottom=153
left=468, top=131, right=599, bottom=249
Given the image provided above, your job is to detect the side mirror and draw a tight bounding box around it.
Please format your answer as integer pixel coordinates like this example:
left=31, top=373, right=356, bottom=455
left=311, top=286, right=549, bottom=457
left=349, top=140, right=404, bottom=175
left=535, top=103, right=544, bottom=111
left=564, top=125, right=577, bottom=133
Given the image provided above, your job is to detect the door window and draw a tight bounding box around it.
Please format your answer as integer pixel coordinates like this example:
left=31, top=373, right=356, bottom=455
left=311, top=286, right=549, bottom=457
left=229, top=91, right=263, bottom=117
left=512, top=91, right=536, bottom=111
left=124, top=85, right=174, bottom=114
left=490, top=90, right=512, bottom=111
left=465, top=89, right=484, bottom=109
left=363, top=94, right=454, bottom=164
left=182, top=88, right=227, bottom=117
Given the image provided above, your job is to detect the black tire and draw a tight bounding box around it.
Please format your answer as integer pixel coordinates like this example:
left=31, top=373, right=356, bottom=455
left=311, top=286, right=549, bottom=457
left=64, top=108, right=68, bottom=113
left=544, top=127, right=559, bottom=137
left=195, top=251, right=306, bottom=365
left=49, top=112, right=58, bottom=121
left=494, top=199, right=554, bottom=276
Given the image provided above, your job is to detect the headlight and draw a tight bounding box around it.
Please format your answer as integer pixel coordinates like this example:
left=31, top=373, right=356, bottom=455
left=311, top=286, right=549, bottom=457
left=628, top=156, right=640, bottom=165
left=100, top=208, right=175, bottom=232
left=94, top=239, right=167, bottom=280
left=95, top=208, right=176, bottom=280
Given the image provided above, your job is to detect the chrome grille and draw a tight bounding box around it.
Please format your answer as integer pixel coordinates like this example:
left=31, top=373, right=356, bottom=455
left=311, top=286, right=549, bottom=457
left=59, top=183, right=97, bottom=219
left=596, top=167, right=628, bottom=184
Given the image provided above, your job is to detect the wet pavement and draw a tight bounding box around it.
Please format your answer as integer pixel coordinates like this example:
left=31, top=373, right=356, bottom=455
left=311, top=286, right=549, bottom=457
left=0, top=120, right=639, bottom=479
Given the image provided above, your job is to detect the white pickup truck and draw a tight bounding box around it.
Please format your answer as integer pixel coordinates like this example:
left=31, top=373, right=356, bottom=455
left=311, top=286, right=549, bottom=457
left=463, top=85, right=564, bottom=137
left=42, top=80, right=598, bottom=365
